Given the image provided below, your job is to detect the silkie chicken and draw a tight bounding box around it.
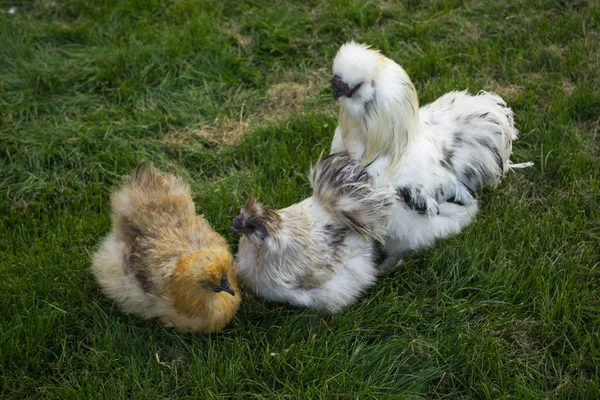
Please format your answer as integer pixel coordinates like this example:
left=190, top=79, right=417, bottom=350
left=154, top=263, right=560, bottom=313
left=330, top=41, right=532, bottom=270
left=91, top=163, right=240, bottom=333
left=232, top=152, right=396, bottom=313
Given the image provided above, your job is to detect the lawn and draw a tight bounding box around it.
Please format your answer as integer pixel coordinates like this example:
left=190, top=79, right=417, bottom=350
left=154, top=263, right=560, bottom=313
left=1, top=0, right=599, bottom=398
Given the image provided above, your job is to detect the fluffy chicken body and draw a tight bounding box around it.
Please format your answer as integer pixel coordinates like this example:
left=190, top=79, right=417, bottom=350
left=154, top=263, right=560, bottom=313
left=233, top=153, right=396, bottom=313
left=91, top=163, right=240, bottom=333
left=330, top=42, right=532, bottom=268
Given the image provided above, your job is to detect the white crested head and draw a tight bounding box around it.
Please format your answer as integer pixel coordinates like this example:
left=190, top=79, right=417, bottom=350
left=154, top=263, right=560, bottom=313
left=331, top=41, right=421, bottom=172
left=332, top=41, right=381, bottom=88
left=331, top=41, right=383, bottom=116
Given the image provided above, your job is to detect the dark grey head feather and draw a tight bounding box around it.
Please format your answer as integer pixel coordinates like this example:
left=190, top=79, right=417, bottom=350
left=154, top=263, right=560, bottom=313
left=232, top=195, right=281, bottom=239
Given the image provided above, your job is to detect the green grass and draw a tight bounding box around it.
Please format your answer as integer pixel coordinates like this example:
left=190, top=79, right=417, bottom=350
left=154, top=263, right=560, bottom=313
left=1, top=0, right=599, bottom=398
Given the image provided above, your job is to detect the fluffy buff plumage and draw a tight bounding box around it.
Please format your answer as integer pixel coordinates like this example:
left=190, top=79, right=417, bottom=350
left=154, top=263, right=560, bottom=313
left=91, top=163, right=240, bottom=333
left=232, top=152, right=396, bottom=313
left=330, top=41, right=532, bottom=268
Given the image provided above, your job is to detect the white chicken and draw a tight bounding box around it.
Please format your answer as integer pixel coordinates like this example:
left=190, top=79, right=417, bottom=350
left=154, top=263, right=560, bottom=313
left=232, top=152, right=396, bottom=313
left=330, top=41, right=532, bottom=270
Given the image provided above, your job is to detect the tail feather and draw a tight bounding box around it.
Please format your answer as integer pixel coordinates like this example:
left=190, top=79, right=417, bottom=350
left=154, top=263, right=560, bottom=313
left=425, top=90, right=530, bottom=192
left=128, top=162, right=189, bottom=198
left=310, top=152, right=395, bottom=241
left=470, top=93, right=533, bottom=174
left=509, top=161, right=534, bottom=169
left=111, top=162, right=194, bottom=240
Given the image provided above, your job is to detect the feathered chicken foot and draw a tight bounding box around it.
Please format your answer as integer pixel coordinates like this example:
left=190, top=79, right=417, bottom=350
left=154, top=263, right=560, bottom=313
left=377, top=254, right=408, bottom=276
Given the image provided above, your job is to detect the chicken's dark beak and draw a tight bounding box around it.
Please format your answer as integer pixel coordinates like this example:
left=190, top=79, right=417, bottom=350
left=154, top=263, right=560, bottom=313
left=231, top=213, right=246, bottom=233
left=214, top=275, right=235, bottom=296
left=331, top=74, right=350, bottom=100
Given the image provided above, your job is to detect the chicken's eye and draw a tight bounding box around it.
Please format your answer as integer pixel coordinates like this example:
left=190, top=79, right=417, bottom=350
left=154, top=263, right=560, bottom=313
left=259, top=228, right=269, bottom=240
